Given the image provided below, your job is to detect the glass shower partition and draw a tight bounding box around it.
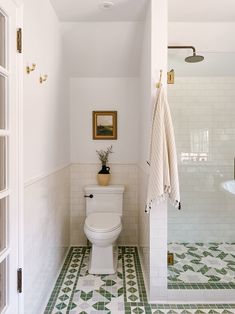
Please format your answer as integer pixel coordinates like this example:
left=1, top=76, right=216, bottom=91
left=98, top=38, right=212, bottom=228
left=167, top=51, right=235, bottom=294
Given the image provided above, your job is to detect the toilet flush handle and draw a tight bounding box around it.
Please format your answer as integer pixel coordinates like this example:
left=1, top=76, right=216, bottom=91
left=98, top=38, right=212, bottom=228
left=84, top=194, right=94, bottom=198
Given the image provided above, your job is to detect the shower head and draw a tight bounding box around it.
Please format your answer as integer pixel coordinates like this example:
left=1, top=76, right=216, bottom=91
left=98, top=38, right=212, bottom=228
left=168, top=45, right=204, bottom=63
left=185, top=53, right=204, bottom=63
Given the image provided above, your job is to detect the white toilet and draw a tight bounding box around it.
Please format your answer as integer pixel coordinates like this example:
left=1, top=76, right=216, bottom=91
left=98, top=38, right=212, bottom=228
left=84, top=184, right=125, bottom=274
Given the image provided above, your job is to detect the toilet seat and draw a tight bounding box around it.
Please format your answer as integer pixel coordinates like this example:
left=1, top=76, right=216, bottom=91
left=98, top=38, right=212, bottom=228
left=85, top=213, right=121, bottom=233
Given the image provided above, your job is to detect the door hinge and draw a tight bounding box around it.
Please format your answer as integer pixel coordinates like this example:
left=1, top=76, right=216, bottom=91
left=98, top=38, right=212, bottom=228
left=17, top=268, right=22, bottom=293
left=17, top=28, right=22, bottom=53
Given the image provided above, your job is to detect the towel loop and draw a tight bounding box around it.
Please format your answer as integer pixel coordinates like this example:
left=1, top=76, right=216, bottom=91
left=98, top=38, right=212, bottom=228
left=156, top=69, right=163, bottom=88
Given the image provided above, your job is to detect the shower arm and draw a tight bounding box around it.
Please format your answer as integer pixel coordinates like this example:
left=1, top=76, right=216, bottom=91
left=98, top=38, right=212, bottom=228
left=168, top=45, right=196, bottom=55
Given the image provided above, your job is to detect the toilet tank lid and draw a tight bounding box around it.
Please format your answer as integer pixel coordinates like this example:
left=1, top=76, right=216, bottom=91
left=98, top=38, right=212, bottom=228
left=84, top=184, right=125, bottom=194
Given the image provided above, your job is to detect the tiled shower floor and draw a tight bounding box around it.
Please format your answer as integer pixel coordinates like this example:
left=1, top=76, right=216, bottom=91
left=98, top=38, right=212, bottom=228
left=168, top=243, right=235, bottom=289
left=45, top=247, right=235, bottom=314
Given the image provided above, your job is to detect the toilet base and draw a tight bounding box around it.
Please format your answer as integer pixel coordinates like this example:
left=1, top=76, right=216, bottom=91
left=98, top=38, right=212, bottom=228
left=88, top=244, right=118, bottom=274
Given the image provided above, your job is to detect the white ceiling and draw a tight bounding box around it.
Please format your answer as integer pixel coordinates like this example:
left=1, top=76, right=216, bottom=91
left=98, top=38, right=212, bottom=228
left=50, top=0, right=235, bottom=23
left=169, top=0, right=235, bottom=22
left=50, top=0, right=148, bottom=22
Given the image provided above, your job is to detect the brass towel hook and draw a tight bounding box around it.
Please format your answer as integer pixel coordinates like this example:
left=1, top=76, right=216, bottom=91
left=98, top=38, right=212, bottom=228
left=39, top=74, right=48, bottom=84
left=26, top=63, right=36, bottom=74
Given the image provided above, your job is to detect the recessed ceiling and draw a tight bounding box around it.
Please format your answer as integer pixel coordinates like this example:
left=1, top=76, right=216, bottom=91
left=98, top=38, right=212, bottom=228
left=50, top=0, right=148, bottom=22
left=169, top=0, right=235, bottom=22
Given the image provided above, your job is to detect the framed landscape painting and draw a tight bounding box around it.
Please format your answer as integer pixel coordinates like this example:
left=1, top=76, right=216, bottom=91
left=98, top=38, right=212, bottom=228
left=93, top=111, right=117, bottom=140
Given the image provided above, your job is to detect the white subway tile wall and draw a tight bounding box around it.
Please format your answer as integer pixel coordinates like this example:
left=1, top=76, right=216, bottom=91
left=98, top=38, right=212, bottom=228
left=168, top=77, right=235, bottom=243
left=70, top=164, right=138, bottom=245
left=24, top=167, right=70, bottom=314
left=150, top=200, right=168, bottom=301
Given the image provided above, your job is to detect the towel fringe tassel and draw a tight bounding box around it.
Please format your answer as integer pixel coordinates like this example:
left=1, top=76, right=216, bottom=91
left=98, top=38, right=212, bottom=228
left=145, top=192, right=181, bottom=213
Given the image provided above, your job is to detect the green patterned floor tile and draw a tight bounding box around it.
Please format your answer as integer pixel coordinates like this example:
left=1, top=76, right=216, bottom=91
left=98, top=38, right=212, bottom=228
left=168, top=243, right=235, bottom=289
left=44, top=246, right=235, bottom=314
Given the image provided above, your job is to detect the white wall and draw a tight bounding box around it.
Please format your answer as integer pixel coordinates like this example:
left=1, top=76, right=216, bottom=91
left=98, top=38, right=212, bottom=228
left=23, top=0, right=70, bottom=312
left=70, top=77, right=139, bottom=164
left=24, top=0, right=70, bottom=182
left=149, top=0, right=168, bottom=302
left=138, top=0, right=151, bottom=295
left=66, top=17, right=143, bottom=246
left=70, top=77, right=140, bottom=245
left=61, top=22, right=144, bottom=77
left=138, top=0, right=168, bottom=302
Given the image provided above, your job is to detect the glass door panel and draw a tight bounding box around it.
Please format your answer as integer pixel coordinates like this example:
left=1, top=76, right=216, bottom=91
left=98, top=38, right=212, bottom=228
left=0, top=259, right=6, bottom=312
left=0, top=74, right=6, bottom=129
left=0, top=137, right=6, bottom=191
left=0, top=198, right=6, bottom=253
left=0, top=6, right=7, bottom=312
left=0, top=11, right=5, bottom=67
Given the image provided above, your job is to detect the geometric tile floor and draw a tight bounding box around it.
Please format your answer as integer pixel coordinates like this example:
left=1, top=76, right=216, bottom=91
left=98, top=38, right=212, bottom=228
left=44, top=247, right=235, bottom=314
left=168, top=243, right=235, bottom=289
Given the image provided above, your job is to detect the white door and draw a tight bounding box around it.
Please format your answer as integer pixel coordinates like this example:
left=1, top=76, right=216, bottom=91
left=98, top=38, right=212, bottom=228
left=0, top=0, right=20, bottom=313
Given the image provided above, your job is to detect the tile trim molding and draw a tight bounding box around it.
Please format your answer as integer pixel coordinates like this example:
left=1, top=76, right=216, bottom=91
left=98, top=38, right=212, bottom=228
left=24, top=164, right=70, bottom=187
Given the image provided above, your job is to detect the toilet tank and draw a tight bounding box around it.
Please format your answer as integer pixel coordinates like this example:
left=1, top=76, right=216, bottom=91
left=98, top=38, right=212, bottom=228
left=84, top=185, right=125, bottom=216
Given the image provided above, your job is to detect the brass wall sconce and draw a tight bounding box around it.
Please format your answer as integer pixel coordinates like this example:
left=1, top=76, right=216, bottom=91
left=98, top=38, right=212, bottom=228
left=39, top=74, right=48, bottom=84
left=26, top=63, right=36, bottom=74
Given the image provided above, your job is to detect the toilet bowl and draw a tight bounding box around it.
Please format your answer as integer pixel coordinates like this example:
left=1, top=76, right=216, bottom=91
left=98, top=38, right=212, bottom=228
left=84, top=212, right=122, bottom=274
left=83, top=185, right=125, bottom=274
left=84, top=212, right=122, bottom=247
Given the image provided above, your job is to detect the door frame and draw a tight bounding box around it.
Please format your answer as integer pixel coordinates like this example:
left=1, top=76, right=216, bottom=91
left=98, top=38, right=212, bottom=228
left=0, top=0, right=23, bottom=313
left=14, top=1, right=23, bottom=313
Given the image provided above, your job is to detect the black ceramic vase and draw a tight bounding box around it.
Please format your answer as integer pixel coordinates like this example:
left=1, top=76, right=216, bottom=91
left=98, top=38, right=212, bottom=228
left=99, top=165, right=110, bottom=174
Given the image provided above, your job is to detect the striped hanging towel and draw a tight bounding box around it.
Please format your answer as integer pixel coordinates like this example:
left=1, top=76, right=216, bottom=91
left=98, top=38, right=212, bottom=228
left=146, top=86, right=180, bottom=212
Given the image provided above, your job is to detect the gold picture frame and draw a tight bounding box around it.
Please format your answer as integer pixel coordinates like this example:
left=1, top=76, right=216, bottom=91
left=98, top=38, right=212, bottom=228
left=93, top=111, right=117, bottom=140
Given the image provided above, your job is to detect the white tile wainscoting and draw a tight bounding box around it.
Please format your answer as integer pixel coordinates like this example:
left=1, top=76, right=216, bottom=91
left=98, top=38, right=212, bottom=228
left=24, top=166, right=70, bottom=314
left=70, top=163, right=138, bottom=246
